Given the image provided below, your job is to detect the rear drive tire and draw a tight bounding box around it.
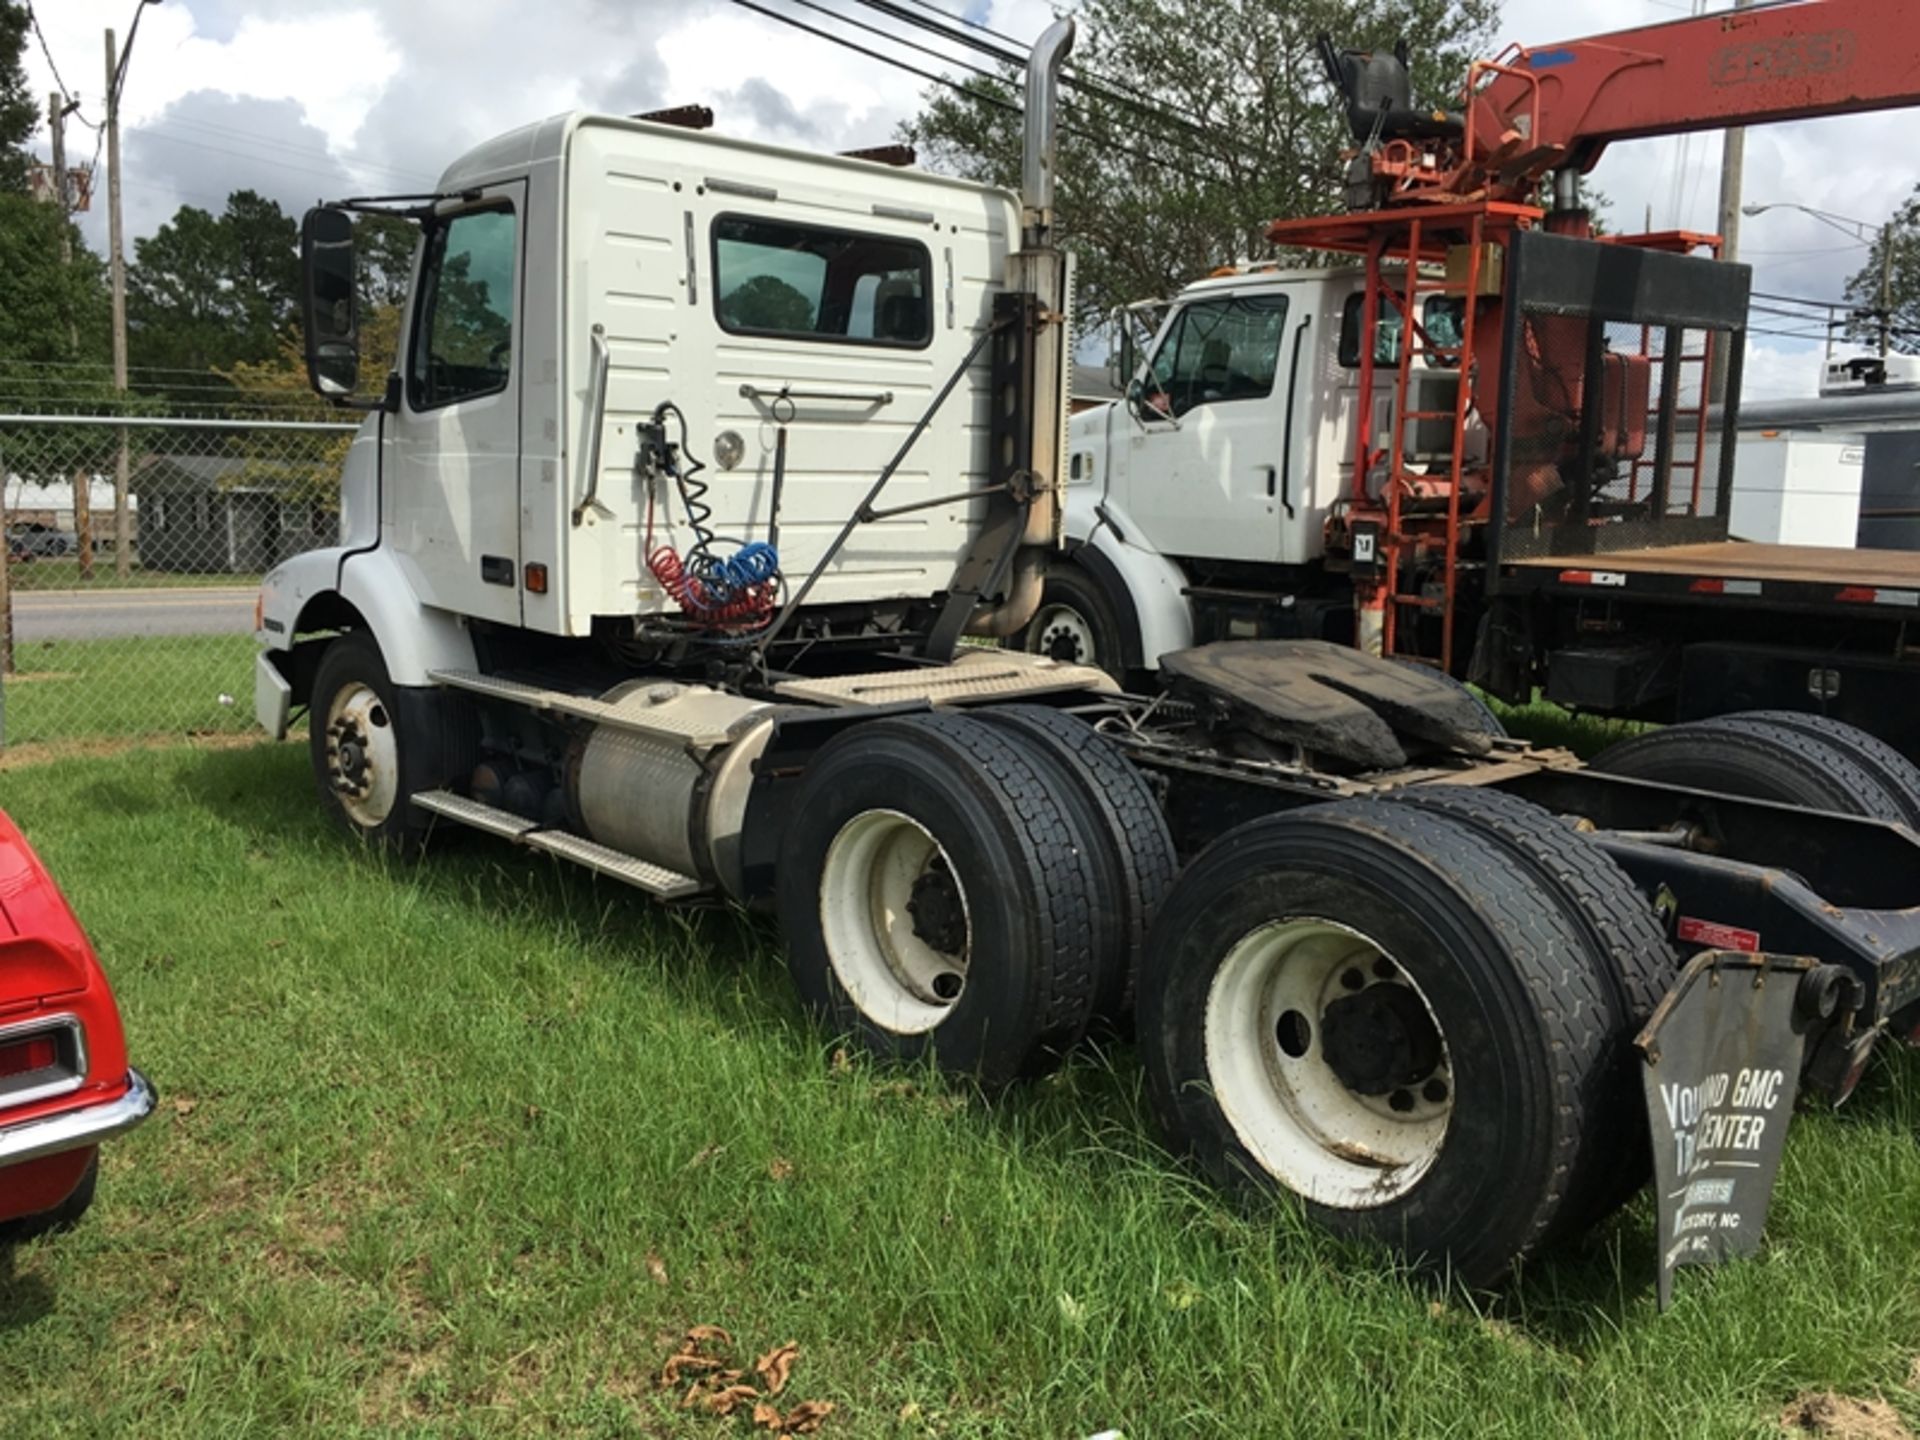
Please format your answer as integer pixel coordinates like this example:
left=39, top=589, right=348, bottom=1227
left=1593, top=713, right=1909, bottom=823
left=1021, top=563, right=1127, bottom=680
left=1138, top=800, right=1610, bottom=1286
left=776, top=713, right=1101, bottom=1089
left=1383, top=785, right=1674, bottom=1230
left=1710, top=712, right=1920, bottom=829
left=309, top=632, right=474, bottom=853
left=974, top=705, right=1178, bottom=1025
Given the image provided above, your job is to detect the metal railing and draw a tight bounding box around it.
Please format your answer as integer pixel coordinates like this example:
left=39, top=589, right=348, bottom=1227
left=0, top=413, right=358, bottom=749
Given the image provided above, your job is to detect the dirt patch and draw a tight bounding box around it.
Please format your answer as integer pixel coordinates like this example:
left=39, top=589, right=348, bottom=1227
left=2, top=671, right=79, bottom=684
left=0, top=732, right=271, bottom=770
left=1781, top=1392, right=1914, bottom=1440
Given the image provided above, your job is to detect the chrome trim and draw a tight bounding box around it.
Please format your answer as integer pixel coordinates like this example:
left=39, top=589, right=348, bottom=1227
left=0, top=1068, right=156, bottom=1167
left=872, top=203, right=934, bottom=224
left=0, top=1012, right=86, bottom=1110
left=571, top=324, right=614, bottom=527
left=705, top=178, right=777, bottom=202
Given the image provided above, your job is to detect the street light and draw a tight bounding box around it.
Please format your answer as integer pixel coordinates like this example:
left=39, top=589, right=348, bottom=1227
left=1744, top=201, right=1894, bottom=357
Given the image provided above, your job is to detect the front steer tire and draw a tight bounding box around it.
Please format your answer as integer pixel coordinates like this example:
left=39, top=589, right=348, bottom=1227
left=1138, top=800, right=1611, bottom=1287
left=776, top=712, right=1102, bottom=1090
left=308, top=632, right=476, bottom=854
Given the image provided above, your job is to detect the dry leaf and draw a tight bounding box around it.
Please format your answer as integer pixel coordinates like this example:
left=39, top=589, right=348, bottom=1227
left=756, top=1341, right=799, bottom=1396
left=768, top=1157, right=796, bottom=1182
left=687, top=1143, right=727, bottom=1170
left=686, top=1324, right=734, bottom=1347
left=646, top=1251, right=669, bottom=1287
left=753, top=1401, right=784, bottom=1430
left=829, top=1048, right=851, bottom=1074
left=783, top=1399, right=836, bottom=1434
left=661, top=1352, right=722, bottom=1386
left=707, top=1383, right=760, bottom=1416
left=171, top=1097, right=198, bottom=1117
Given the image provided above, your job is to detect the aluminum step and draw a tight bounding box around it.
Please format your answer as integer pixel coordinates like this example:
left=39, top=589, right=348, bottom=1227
left=411, top=789, right=538, bottom=839
left=521, top=829, right=705, bottom=900
left=409, top=790, right=705, bottom=900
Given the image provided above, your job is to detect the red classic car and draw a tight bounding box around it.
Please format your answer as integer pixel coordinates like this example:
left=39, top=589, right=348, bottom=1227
left=0, top=810, right=153, bottom=1240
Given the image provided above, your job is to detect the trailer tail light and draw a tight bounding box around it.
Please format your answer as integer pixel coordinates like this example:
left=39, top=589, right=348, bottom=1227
left=0, top=1015, right=84, bottom=1107
left=1834, top=586, right=1920, bottom=608
left=524, top=563, right=549, bottom=595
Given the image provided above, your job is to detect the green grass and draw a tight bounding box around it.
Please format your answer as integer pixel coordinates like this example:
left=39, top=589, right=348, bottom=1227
left=1487, top=691, right=1653, bottom=761
left=3, top=633, right=256, bottom=746
left=7, top=560, right=261, bottom=591
left=2, top=741, right=1919, bottom=1436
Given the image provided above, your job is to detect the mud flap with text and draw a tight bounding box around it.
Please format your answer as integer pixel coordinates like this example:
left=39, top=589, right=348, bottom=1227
left=1638, top=951, right=1834, bottom=1310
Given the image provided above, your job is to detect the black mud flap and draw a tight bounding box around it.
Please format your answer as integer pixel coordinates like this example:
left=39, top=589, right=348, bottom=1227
left=1638, top=952, right=1847, bottom=1309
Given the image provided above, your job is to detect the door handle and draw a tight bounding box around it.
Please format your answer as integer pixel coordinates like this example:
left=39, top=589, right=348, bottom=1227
left=1263, top=465, right=1277, bottom=498
left=1279, top=316, right=1311, bottom=521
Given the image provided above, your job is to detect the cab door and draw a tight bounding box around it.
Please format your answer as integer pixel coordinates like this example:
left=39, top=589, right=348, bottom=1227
left=1124, top=291, right=1291, bottom=564
left=385, top=184, right=526, bottom=625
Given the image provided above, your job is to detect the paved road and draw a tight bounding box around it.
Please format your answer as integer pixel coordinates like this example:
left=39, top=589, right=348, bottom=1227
left=7, top=587, right=256, bottom=642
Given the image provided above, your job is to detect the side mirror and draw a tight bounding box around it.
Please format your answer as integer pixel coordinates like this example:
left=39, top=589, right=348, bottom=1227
left=301, top=206, right=359, bottom=398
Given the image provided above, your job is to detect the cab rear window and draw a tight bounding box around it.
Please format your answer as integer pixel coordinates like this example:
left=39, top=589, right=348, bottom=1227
left=712, top=215, right=931, bottom=348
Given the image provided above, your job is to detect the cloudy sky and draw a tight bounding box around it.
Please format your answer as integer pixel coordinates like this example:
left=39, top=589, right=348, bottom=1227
left=21, top=0, right=1904, bottom=398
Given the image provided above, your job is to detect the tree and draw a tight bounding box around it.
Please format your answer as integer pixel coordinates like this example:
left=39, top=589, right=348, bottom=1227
left=1844, top=188, right=1920, bottom=356
left=902, top=0, right=1498, bottom=324
left=0, top=2, right=35, bottom=195
left=127, top=190, right=300, bottom=381
left=721, top=274, right=817, bottom=333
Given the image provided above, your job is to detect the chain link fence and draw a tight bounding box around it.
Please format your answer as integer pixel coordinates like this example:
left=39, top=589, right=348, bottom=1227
left=0, top=414, right=356, bottom=750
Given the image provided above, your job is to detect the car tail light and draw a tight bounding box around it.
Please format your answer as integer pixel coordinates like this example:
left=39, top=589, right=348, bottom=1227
left=0, top=1034, right=58, bottom=1078
left=0, top=1015, right=84, bottom=1106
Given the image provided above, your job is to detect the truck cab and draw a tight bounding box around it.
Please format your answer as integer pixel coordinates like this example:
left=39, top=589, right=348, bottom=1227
left=1032, top=266, right=1472, bottom=677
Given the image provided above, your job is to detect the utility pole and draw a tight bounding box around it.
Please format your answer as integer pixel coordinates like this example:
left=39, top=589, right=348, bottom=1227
left=1711, top=0, right=1755, bottom=403
left=48, top=91, right=94, bottom=581
left=1880, top=225, right=1895, bottom=358
left=105, top=29, right=131, bottom=580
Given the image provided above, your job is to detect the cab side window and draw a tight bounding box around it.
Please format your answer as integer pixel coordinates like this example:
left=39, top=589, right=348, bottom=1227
left=1139, top=294, right=1288, bottom=420
left=408, top=208, right=517, bottom=411
left=1338, top=292, right=1465, bottom=370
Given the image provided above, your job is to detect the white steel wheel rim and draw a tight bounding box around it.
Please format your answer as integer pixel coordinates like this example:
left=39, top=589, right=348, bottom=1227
left=1205, top=918, right=1453, bottom=1210
left=818, top=809, right=973, bottom=1035
left=324, top=681, right=400, bottom=828
left=1028, top=603, right=1098, bottom=666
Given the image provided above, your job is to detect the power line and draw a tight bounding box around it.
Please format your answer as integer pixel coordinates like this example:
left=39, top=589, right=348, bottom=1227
left=747, top=0, right=1241, bottom=180
left=894, top=0, right=1026, bottom=51
left=722, top=0, right=1229, bottom=184
left=843, top=0, right=1231, bottom=157
left=24, top=3, right=78, bottom=108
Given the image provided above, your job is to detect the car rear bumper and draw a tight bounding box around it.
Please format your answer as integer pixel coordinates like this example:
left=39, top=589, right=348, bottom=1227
left=0, top=1069, right=156, bottom=1168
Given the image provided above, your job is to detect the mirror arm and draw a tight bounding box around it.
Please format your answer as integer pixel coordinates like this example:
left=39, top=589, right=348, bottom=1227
left=330, top=374, right=401, bottom=414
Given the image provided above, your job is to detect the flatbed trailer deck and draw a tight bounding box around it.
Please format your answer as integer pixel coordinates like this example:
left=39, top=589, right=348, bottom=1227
left=1504, top=542, right=1920, bottom=612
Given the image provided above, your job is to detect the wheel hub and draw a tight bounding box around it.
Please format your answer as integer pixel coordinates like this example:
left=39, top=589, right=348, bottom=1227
left=1319, top=983, right=1443, bottom=1096
left=322, top=682, right=399, bottom=827
left=1030, top=604, right=1094, bottom=665
left=906, top=859, right=967, bottom=956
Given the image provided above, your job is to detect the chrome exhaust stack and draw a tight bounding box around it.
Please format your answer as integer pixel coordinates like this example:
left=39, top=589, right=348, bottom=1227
left=968, top=18, right=1075, bottom=640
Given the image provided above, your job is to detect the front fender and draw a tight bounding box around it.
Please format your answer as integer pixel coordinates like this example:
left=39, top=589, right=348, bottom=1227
left=257, top=546, right=475, bottom=689
left=1077, top=506, right=1193, bottom=670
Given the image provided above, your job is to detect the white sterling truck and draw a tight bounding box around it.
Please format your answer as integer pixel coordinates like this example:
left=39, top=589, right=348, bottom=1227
left=256, top=17, right=1920, bottom=1294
